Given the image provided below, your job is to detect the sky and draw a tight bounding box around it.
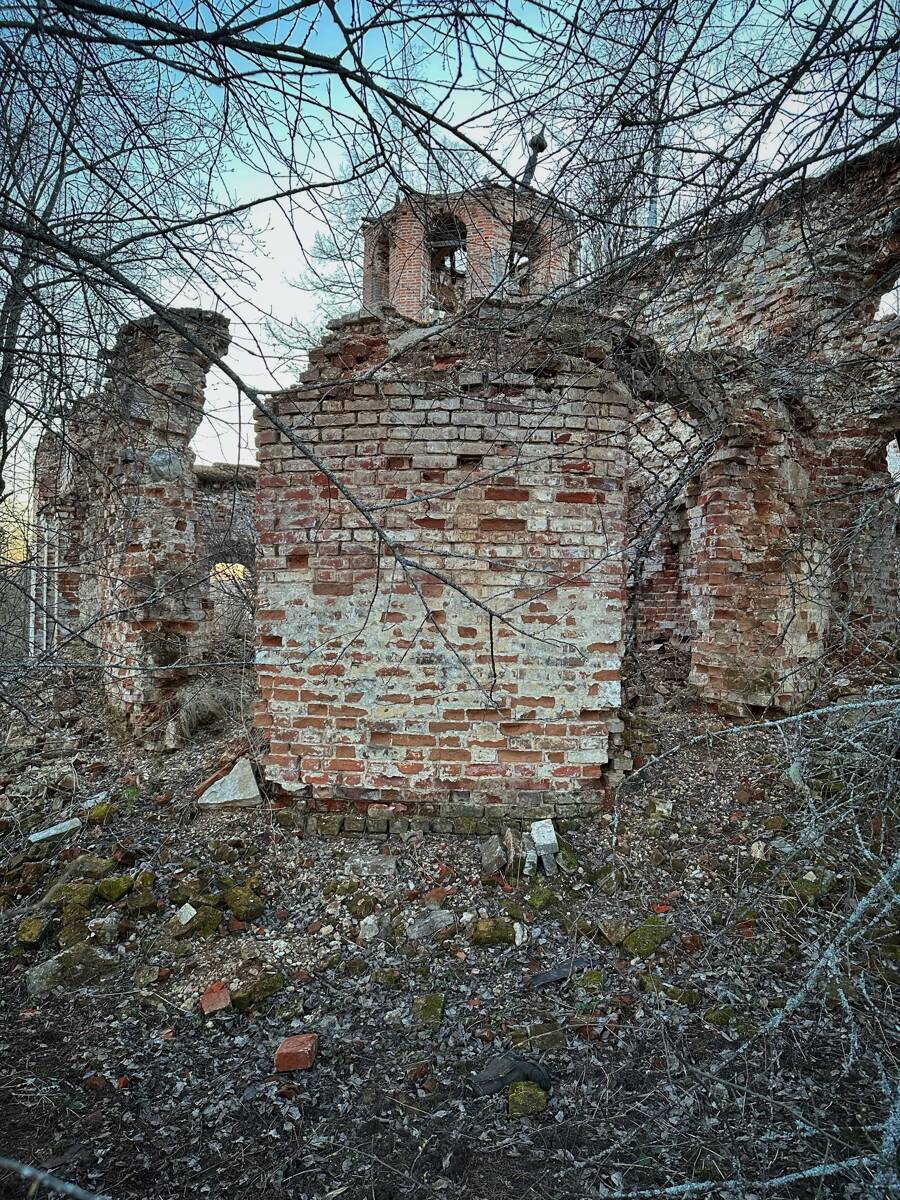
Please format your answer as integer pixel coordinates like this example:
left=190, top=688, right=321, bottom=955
left=187, top=202, right=324, bottom=466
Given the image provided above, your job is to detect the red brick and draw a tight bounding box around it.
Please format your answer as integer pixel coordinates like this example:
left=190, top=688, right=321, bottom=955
left=274, top=1033, right=319, bottom=1071
left=199, top=981, right=231, bottom=1016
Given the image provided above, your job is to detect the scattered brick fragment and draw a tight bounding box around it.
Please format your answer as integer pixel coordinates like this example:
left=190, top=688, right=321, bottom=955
left=199, top=981, right=231, bottom=1016
left=274, top=1033, right=319, bottom=1072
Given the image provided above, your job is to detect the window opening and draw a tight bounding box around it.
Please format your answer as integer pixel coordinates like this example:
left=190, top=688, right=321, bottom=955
left=508, top=220, right=542, bottom=295
left=428, top=213, right=467, bottom=312
left=371, top=232, right=390, bottom=303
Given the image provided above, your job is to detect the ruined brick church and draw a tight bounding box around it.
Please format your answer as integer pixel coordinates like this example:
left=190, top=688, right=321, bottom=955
left=30, top=142, right=900, bottom=828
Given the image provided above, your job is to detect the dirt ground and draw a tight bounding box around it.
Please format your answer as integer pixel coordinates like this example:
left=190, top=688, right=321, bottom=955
left=1, top=671, right=896, bottom=1199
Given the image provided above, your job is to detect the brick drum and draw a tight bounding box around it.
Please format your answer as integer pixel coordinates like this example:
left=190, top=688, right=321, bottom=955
left=255, top=303, right=642, bottom=826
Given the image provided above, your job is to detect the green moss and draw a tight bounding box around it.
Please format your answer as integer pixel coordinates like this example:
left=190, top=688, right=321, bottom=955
left=372, top=968, right=402, bottom=989
left=622, top=916, right=674, bottom=959
left=664, top=985, right=702, bottom=1006
left=468, top=917, right=516, bottom=947
left=525, top=880, right=555, bottom=911
left=53, top=881, right=96, bottom=912
left=508, top=1081, right=548, bottom=1116
left=347, top=894, right=375, bottom=921
left=223, top=886, right=264, bottom=921
left=170, top=905, right=222, bottom=940
left=510, top=1021, right=565, bottom=1051
left=555, top=838, right=579, bottom=874
left=791, top=869, right=835, bottom=904
left=703, top=1004, right=734, bottom=1027
left=413, top=993, right=445, bottom=1029
left=97, top=875, right=134, bottom=903
left=577, top=968, right=606, bottom=993
left=586, top=865, right=624, bottom=895
left=58, top=919, right=90, bottom=948
left=87, top=802, right=117, bottom=826
left=16, top=915, right=50, bottom=948
left=232, top=970, right=287, bottom=1012
left=637, top=970, right=665, bottom=994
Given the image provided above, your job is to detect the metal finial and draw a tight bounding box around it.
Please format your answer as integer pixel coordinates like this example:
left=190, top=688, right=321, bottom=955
left=520, top=126, right=547, bottom=189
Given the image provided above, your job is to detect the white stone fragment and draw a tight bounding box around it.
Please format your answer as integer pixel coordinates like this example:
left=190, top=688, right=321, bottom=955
left=28, top=817, right=82, bottom=844
left=530, top=819, right=559, bottom=855
left=406, top=909, right=454, bottom=941
left=197, top=757, right=261, bottom=810
left=359, top=913, right=390, bottom=944
left=176, top=902, right=197, bottom=926
left=348, top=853, right=396, bottom=879
left=523, top=832, right=539, bottom=877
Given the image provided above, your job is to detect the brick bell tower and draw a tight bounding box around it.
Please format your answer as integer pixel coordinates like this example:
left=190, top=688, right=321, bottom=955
left=360, top=152, right=580, bottom=321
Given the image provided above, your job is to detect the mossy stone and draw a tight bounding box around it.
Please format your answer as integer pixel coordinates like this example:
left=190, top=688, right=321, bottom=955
left=57, top=921, right=90, bottom=949
left=791, top=869, right=835, bottom=904
left=16, top=915, right=50, bottom=948
left=223, top=886, right=264, bottom=921
left=637, top=970, right=665, bottom=994
left=65, top=854, right=115, bottom=880
left=317, top=814, right=344, bottom=837
left=555, top=837, right=579, bottom=874
left=525, top=880, right=555, bottom=911
left=508, top=1081, right=548, bottom=1116
left=413, top=993, right=445, bottom=1029
left=27, top=942, right=116, bottom=997
left=588, top=865, right=624, bottom=895
left=209, top=839, right=240, bottom=864
left=468, top=917, right=516, bottom=947
left=348, top=894, right=375, bottom=921
left=126, top=886, right=157, bottom=914
left=622, top=916, right=674, bottom=959
left=665, top=984, right=701, bottom=1006
left=232, top=970, right=287, bottom=1012
left=58, top=881, right=96, bottom=911
left=372, top=968, right=402, bottom=989
left=762, top=815, right=787, bottom=831
left=61, top=898, right=92, bottom=930
left=97, top=875, right=134, bottom=903
left=703, top=1004, right=734, bottom=1027
left=577, top=968, right=606, bottom=993
left=511, top=1021, right=565, bottom=1051
left=87, top=802, right=117, bottom=826
left=188, top=905, right=223, bottom=938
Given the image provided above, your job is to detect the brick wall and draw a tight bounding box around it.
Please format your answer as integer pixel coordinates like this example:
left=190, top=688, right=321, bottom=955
left=31, top=309, right=237, bottom=732
left=620, top=143, right=900, bottom=711
left=614, top=141, right=900, bottom=353
left=255, top=302, right=641, bottom=825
